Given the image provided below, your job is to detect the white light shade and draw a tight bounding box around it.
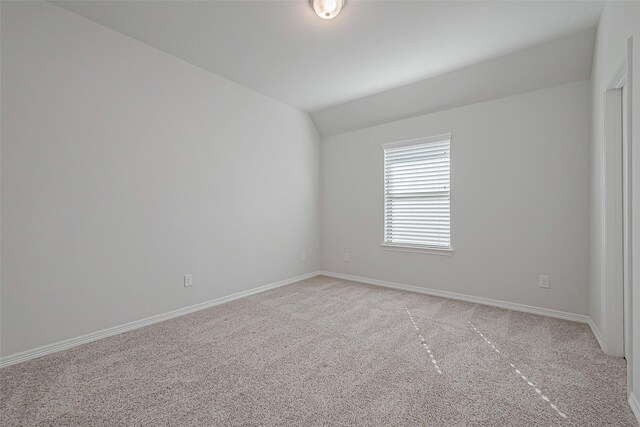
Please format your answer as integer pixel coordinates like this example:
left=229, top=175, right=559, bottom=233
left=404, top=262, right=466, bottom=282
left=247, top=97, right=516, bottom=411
left=311, top=0, right=345, bottom=20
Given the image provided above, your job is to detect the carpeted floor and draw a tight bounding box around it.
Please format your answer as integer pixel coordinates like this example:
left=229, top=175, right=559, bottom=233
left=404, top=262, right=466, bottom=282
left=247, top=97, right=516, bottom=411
left=1, top=275, right=637, bottom=426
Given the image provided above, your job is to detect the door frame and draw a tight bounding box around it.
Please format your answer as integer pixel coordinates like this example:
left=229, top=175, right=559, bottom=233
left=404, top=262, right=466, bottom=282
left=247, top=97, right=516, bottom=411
left=601, top=42, right=632, bottom=396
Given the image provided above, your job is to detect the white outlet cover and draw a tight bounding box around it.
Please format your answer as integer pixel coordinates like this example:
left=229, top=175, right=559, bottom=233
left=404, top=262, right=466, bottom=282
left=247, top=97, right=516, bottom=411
left=301, top=252, right=307, bottom=262
left=538, top=275, right=550, bottom=288
left=344, top=253, right=349, bottom=262
left=184, top=274, right=193, bottom=287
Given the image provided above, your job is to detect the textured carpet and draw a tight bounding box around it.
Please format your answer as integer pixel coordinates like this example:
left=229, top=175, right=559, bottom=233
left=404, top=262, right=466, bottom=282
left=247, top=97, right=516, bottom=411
left=1, top=275, right=636, bottom=426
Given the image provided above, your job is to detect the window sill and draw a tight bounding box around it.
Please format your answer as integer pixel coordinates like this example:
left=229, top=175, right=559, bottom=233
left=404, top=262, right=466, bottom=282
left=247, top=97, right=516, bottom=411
left=380, top=243, right=454, bottom=256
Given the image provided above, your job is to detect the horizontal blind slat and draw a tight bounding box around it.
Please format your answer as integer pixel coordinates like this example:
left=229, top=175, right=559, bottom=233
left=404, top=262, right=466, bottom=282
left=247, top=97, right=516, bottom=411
left=385, top=150, right=449, bottom=161
left=385, top=161, right=450, bottom=172
left=385, top=142, right=449, bottom=156
left=384, top=171, right=450, bottom=181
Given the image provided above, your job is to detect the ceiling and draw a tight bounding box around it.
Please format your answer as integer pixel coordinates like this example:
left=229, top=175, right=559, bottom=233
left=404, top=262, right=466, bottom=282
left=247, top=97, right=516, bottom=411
left=313, top=29, right=596, bottom=136
left=53, top=0, right=603, bottom=113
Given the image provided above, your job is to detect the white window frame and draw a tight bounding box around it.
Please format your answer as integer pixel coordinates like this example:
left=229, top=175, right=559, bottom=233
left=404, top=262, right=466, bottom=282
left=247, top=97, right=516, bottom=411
left=381, top=134, right=453, bottom=256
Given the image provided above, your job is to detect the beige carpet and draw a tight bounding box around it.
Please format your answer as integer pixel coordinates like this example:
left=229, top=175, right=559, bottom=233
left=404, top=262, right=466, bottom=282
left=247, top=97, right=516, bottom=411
left=1, top=275, right=637, bottom=426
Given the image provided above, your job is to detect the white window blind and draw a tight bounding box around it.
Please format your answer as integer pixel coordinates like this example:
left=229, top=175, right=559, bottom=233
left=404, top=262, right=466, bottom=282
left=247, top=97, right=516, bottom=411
left=383, top=135, right=451, bottom=250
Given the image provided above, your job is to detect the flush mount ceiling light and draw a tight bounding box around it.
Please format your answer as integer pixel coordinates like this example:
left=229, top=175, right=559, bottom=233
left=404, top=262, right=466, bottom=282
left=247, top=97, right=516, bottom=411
left=311, top=0, right=345, bottom=20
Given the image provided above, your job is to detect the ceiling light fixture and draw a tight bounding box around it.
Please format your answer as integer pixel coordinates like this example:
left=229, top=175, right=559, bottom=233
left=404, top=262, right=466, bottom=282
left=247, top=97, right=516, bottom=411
left=311, top=0, right=345, bottom=20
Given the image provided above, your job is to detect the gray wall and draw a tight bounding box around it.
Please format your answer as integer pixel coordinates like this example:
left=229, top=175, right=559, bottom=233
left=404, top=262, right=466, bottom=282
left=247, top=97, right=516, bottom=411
left=0, top=1, right=321, bottom=357
left=322, top=80, right=591, bottom=315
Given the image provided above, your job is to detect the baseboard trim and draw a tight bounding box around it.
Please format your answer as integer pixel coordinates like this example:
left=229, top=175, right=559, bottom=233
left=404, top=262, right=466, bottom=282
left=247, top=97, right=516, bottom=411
left=318, top=271, right=590, bottom=324
left=0, top=271, right=321, bottom=368
left=588, top=317, right=604, bottom=350
left=629, top=392, right=640, bottom=424
left=0, top=270, right=597, bottom=368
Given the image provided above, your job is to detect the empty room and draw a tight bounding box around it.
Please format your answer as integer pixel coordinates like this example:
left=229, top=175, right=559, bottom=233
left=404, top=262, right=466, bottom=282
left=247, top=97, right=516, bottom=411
left=2, top=0, right=640, bottom=425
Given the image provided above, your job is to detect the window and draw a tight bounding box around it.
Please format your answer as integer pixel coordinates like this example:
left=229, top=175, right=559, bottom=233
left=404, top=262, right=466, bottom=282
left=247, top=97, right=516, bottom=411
left=383, top=135, right=451, bottom=253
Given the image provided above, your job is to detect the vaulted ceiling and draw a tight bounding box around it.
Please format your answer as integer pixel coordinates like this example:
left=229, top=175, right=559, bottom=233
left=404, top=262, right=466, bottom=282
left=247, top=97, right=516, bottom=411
left=53, top=0, right=603, bottom=134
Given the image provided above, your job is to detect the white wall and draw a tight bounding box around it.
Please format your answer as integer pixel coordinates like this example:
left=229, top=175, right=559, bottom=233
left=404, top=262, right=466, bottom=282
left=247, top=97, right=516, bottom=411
left=0, top=1, right=321, bottom=357
left=322, top=80, right=591, bottom=315
left=589, top=0, right=640, bottom=410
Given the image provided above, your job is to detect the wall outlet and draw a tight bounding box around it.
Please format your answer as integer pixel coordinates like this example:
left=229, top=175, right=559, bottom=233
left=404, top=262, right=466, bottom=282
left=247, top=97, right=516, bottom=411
left=301, top=252, right=307, bottom=262
left=538, top=275, right=550, bottom=289
left=343, top=253, right=349, bottom=262
left=184, top=273, right=193, bottom=287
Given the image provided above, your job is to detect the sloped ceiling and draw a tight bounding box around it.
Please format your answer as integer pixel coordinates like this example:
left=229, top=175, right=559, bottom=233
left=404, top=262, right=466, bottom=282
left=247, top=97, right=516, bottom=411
left=52, top=1, right=601, bottom=135
left=312, top=29, right=596, bottom=136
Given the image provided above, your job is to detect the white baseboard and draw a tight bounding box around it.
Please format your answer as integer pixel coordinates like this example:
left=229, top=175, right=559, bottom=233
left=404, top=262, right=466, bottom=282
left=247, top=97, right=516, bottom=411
left=629, top=392, right=640, bottom=424
left=318, top=271, right=591, bottom=324
left=0, top=271, right=321, bottom=368
left=0, top=270, right=599, bottom=369
left=588, top=317, right=604, bottom=350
